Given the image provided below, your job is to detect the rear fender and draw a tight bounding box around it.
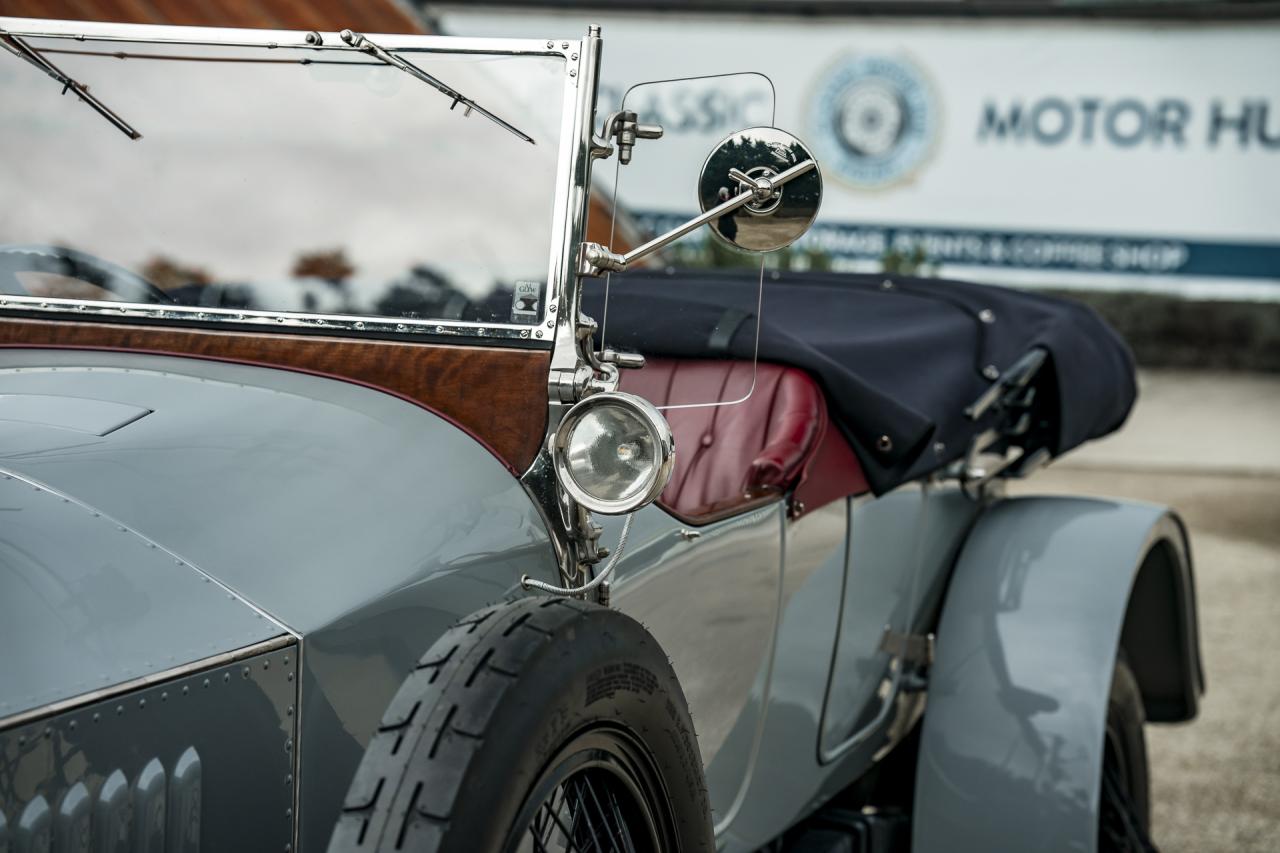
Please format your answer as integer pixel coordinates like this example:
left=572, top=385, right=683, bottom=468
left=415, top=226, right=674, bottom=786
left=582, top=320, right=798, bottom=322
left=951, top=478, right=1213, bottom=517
left=912, top=496, right=1202, bottom=853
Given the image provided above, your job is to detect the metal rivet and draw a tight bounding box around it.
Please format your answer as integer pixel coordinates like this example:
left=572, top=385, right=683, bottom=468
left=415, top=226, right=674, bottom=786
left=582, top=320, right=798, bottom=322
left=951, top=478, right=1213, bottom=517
left=561, top=41, right=569, bottom=49
left=287, top=672, right=294, bottom=682
left=535, top=330, right=543, bottom=338
left=287, top=705, right=295, bottom=716
left=354, top=321, right=365, bottom=330
left=161, top=692, right=168, bottom=701
left=263, top=660, right=270, bottom=670
left=933, top=441, right=946, bottom=455
left=877, top=435, right=893, bottom=453
left=569, top=68, right=577, bottom=77
left=92, top=713, right=100, bottom=722
left=242, top=666, right=251, bottom=678
left=139, top=698, right=146, bottom=708
left=182, top=686, right=190, bottom=695
left=546, top=40, right=554, bottom=48
left=549, top=303, right=557, bottom=312
left=223, top=672, right=231, bottom=683
left=44, top=728, right=52, bottom=738
left=69, top=720, right=77, bottom=730
left=881, top=279, right=895, bottom=290
left=283, top=656, right=290, bottom=666
left=286, top=774, right=293, bottom=786
left=115, top=705, right=124, bottom=715
left=203, top=678, right=211, bottom=688
left=978, top=309, right=995, bottom=324
left=983, top=365, right=1000, bottom=380
left=571, top=52, right=578, bottom=60
left=520, top=329, right=529, bottom=338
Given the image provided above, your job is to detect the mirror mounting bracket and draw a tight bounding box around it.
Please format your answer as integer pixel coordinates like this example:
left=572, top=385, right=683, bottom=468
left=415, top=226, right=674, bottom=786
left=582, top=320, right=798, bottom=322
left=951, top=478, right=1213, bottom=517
left=577, top=156, right=817, bottom=278
left=591, top=110, right=663, bottom=163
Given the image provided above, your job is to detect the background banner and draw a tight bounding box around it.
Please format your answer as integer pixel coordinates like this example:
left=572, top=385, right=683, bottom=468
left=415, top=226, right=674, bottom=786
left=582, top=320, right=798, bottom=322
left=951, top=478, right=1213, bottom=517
left=436, top=8, right=1280, bottom=298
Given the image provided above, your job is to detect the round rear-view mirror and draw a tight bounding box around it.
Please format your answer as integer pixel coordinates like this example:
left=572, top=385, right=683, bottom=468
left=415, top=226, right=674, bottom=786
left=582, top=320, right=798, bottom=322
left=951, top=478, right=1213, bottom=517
left=697, top=126, right=823, bottom=253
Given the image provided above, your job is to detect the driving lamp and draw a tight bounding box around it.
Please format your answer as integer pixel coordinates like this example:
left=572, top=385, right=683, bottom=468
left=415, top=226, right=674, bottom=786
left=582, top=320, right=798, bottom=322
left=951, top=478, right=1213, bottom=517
left=552, top=392, right=675, bottom=515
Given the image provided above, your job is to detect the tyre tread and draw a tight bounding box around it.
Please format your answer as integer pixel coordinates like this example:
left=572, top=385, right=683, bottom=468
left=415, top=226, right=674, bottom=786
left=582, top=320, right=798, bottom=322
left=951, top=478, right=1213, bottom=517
left=331, top=597, right=596, bottom=850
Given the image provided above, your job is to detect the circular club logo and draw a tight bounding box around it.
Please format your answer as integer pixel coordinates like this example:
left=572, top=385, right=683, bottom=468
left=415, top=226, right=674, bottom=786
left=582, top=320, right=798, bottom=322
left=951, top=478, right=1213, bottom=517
left=809, top=55, right=937, bottom=190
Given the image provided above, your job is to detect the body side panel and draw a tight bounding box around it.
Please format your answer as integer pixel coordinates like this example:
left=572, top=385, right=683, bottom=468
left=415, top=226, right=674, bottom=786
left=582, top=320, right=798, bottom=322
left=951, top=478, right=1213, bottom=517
left=605, top=501, right=785, bottom=826
left=0, top=349, right=561, bottom=850
left=717, top=483, right=980, bottom=851
left=913, top=496, right=1198, bottom=853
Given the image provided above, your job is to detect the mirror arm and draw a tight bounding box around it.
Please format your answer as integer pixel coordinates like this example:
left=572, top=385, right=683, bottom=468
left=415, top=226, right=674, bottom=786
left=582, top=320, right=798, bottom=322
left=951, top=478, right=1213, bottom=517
left=578, top=158, right=816, bottom=277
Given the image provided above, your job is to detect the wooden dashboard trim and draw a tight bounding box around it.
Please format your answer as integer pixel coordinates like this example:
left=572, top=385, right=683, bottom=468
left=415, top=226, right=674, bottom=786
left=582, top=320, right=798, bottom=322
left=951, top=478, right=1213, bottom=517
left=0, top=318, right=550, bottom=474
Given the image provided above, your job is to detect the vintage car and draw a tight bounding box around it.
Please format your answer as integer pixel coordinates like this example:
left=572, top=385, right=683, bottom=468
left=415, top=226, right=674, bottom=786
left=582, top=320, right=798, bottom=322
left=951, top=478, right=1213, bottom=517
left=0, top=16, right=1203, bottom=853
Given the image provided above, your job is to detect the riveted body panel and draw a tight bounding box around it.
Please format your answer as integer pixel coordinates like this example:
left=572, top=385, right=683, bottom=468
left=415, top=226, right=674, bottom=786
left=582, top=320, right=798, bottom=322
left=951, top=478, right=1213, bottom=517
left=0, top=642, right=298, bottom=853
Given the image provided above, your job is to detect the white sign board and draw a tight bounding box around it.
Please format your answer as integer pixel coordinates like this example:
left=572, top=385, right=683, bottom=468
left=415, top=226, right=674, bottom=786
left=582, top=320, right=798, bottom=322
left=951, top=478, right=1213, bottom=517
left=437, top=8, right=1280, bottom=299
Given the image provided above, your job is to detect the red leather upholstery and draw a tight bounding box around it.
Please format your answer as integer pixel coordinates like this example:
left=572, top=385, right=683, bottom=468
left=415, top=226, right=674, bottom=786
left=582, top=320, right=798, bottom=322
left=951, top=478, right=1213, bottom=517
left=620, top=358, right=855, bottom=522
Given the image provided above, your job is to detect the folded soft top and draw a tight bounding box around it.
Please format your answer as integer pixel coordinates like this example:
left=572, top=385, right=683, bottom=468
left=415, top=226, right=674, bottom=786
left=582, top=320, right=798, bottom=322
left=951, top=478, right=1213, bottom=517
left=584, top=268, right=1136, bottom=495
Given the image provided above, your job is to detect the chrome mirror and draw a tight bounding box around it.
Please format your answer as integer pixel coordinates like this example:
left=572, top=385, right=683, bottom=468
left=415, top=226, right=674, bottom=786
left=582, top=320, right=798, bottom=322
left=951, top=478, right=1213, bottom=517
left=698, top=126, right=823, bottom=253
left=578, top=125, right=822, bottom=276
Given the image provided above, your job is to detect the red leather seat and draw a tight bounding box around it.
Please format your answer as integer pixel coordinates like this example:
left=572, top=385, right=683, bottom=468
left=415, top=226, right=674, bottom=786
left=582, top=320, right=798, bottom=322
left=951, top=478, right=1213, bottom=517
left=620, top=358, right=865, bottom=523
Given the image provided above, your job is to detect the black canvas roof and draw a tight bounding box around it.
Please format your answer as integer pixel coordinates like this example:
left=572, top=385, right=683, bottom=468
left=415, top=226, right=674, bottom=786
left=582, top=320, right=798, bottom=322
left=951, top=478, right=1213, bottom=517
left=585, top=268, right=1137, bottom=494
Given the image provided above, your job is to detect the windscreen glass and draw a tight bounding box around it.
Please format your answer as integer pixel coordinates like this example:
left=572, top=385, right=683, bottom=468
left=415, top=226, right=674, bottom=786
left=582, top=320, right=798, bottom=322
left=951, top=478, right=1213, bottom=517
left=0, top=36, right=566, bottom=329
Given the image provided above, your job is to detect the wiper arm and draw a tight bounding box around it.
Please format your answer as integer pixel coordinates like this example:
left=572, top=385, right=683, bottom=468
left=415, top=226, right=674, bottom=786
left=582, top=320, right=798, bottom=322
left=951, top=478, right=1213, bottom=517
left=0, top=29, right=142, bottom=141
left=339, top=30, right=534, bottom=145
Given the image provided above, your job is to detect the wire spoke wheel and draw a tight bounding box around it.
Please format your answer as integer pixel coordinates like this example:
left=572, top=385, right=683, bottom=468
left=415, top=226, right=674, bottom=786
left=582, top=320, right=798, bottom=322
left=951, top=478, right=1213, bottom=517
left=507, top=729, right=669, bottom=853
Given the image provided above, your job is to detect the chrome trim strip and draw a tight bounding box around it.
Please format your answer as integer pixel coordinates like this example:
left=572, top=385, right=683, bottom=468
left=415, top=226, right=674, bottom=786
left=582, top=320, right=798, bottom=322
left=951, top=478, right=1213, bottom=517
left=0, top=634, right=296, bottom=732
left=0, top=18, right=581, bottom=347
left=0, top=295, right=545, bottom=342
left=0, top=19, right=572, bottom=56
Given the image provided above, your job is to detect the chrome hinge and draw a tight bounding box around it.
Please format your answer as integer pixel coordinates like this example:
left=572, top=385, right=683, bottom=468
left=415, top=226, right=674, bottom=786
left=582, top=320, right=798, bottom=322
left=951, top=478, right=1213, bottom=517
left=578, top=241, right=627, bottom=277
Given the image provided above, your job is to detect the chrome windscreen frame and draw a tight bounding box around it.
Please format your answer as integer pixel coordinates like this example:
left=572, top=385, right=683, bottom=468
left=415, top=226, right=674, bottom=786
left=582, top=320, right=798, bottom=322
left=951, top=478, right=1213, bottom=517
left=0, top=17, right=595, bottom=346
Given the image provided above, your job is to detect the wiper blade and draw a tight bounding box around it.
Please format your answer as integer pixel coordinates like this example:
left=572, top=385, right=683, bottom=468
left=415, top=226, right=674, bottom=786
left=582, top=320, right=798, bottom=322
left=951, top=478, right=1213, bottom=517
left=0, top=29, right=142, bottom=141
left=339, top=30, right=534, bottom=145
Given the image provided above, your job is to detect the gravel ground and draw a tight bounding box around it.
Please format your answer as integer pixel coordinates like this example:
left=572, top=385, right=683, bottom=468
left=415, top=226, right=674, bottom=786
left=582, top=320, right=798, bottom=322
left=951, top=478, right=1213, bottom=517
left=1011, top=463, right=1280, bottom=852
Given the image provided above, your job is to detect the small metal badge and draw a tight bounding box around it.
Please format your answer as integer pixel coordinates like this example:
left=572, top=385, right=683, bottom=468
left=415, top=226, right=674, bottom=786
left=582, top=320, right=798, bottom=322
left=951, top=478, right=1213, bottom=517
left=511, top=280, right=542, bottom=323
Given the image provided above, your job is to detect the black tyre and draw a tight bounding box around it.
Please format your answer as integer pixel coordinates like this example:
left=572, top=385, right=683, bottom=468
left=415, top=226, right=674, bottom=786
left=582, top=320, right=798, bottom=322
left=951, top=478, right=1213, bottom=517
left=1098, top=655, right=1158, bottom=853
left=328, top=597, right=714, bottom=853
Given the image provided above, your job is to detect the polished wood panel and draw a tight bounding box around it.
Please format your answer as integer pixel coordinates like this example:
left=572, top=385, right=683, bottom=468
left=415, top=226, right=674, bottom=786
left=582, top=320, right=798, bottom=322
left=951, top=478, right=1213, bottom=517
left=0, top=318, right=549, bottom=472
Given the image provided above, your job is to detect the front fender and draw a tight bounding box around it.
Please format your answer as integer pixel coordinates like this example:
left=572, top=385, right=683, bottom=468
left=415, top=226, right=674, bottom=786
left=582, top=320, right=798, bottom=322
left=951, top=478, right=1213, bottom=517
left=913, top=495, right=1202, bottom=853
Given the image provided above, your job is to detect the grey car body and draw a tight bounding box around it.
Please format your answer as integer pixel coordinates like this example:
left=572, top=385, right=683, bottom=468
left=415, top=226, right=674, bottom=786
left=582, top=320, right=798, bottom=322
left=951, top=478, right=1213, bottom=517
left=0, top=16, right=1201, bottom=853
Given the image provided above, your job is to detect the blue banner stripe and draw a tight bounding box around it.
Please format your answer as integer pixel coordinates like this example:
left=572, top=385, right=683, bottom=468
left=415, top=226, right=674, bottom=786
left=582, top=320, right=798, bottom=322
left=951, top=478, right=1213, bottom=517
left=634, top=212, right=1280, bottom=280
